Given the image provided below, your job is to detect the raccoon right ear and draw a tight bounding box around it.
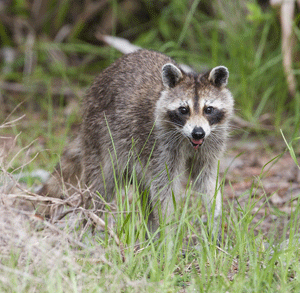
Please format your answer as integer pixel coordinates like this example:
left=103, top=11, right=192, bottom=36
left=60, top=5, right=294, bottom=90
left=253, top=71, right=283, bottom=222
left=162, top=63, right=183, bottom=88
left=208, top=66, right=229, bottom=88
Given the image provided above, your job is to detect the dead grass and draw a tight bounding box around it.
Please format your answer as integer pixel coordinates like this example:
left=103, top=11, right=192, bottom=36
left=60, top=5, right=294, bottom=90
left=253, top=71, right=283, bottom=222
left=0, top=182, right=150, bottom=292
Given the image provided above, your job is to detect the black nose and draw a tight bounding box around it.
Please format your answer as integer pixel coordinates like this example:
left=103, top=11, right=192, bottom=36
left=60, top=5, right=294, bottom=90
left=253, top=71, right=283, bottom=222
left=192, top=127, right=205, bottom=140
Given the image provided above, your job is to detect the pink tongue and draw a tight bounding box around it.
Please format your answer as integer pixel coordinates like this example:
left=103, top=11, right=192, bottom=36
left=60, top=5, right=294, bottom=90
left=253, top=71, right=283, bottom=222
left=191, top=139, right=204, bottom=150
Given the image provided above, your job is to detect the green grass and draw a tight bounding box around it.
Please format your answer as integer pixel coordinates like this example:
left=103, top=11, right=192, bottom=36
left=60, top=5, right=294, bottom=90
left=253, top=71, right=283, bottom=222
left=1, top=150, right=300, bottom=292
left=1, top=129, right=300, bottom=292
left=1, top=0, right=300, bottom=291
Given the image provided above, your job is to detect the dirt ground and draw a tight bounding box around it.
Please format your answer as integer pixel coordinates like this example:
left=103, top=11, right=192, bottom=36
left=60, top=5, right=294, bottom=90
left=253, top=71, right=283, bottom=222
left=220, top=133, right=300, bottom=239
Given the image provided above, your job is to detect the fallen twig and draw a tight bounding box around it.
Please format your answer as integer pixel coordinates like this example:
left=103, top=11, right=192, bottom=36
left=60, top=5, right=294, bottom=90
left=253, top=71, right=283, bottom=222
left=82, top=208, right=120, bottom=246
left=0, top=81, right=84, bottom=97
left=81, top=208, right=126, bottom=262
left=6, top=193, right=65, bottom=204
left=0, top=115, right=25, bottom=129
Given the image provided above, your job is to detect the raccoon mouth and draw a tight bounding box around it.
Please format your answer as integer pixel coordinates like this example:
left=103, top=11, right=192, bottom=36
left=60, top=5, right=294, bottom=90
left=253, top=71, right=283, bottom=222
left=189, top=138, right=204, bottom=150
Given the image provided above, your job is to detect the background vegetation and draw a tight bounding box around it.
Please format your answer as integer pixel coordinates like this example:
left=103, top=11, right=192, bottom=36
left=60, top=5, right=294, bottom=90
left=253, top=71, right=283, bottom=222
left=1, top=0, right=299, bottom=149
left=1, top=0, right=300, bottom=292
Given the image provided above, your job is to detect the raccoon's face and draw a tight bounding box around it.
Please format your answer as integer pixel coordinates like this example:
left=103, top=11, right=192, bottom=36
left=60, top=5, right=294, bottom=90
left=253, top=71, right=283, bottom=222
left=155, top=63, right=234, bottom=150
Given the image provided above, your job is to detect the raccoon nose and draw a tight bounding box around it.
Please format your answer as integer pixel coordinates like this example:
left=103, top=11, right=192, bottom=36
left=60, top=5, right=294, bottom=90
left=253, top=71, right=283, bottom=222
left=192, top=127, right=205, bottom=140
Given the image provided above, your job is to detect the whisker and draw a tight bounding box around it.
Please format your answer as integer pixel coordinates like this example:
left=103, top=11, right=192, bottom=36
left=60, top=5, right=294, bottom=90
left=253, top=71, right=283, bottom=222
left=156, top=119, right=184, bottom=129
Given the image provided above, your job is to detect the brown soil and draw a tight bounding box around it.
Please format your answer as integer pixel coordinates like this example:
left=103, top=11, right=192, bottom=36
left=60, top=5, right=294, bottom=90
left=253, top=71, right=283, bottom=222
left=220, top=134, right=300, bottom=239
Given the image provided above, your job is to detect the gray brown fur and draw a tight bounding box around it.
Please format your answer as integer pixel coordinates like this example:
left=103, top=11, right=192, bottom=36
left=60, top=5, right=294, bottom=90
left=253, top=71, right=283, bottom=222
left=39, top=50, right=234, bottom=233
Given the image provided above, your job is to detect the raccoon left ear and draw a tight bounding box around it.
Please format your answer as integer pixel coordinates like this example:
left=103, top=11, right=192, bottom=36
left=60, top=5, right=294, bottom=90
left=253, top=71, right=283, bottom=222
left=208, top=66, right=229, bottom=88
left=162, top=63, right=183, bottom=88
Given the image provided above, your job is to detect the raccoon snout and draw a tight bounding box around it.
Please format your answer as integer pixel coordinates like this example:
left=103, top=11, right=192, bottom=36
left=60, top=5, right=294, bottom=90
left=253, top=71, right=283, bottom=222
left=191, top=127, right=205, bottom=140
left=190, top=127, right=205, bottom=150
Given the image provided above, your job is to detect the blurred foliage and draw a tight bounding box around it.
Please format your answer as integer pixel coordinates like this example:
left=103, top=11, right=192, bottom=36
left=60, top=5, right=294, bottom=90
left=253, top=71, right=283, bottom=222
left=0, top=0, right=299, bottom=134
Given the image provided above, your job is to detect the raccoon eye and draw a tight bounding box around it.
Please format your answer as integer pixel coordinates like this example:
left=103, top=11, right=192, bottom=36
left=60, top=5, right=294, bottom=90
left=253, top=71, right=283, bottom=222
left=204, top=106, right=214, bottom=114
left=179, top=106, right=189, bottom=115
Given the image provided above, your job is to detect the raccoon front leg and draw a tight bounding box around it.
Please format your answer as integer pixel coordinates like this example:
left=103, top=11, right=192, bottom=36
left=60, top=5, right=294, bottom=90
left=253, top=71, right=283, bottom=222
left=146, top=174, right=182, bottom=235
left=206, top=189, right=222, bottom=239
left=193, top=171, right=222, bottom=238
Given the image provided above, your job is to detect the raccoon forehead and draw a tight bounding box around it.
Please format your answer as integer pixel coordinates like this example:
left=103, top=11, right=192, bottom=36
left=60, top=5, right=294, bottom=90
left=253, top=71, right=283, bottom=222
left=201, top=98, right=225, bottom=109
left=157, top=90, right=192, bottom=110
left=157, top=87, right=233, bottom=112
left=160, top=98, right=227, bottom=114
left=198, top=87, right=234, bottom=109
left=164, top=95, right=228, bottom=112
left=166, top=99, right=193, bottom=111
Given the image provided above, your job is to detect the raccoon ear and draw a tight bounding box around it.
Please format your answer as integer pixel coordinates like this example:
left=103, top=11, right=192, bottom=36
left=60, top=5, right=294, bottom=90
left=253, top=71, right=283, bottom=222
left=162, top=63, right=183, bottom=88
left=208, top=66, right=229, bottom=88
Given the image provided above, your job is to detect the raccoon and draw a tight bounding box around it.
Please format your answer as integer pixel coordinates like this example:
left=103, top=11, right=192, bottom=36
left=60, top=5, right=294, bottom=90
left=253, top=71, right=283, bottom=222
left=39, top=49, right=234, bottom=234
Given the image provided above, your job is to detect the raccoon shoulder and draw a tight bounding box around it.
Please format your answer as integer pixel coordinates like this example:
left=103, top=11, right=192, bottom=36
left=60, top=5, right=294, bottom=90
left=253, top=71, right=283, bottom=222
left=83, top=50, right=179, bottom=110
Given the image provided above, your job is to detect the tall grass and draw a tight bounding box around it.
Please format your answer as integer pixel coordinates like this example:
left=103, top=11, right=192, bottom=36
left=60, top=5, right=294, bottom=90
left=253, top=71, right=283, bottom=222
left=1, top=150, right=300, bottom=291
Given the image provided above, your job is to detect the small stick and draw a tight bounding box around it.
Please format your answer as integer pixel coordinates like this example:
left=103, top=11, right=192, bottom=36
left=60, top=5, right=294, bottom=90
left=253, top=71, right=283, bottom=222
left=82, top=209, right=120, bottom=246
